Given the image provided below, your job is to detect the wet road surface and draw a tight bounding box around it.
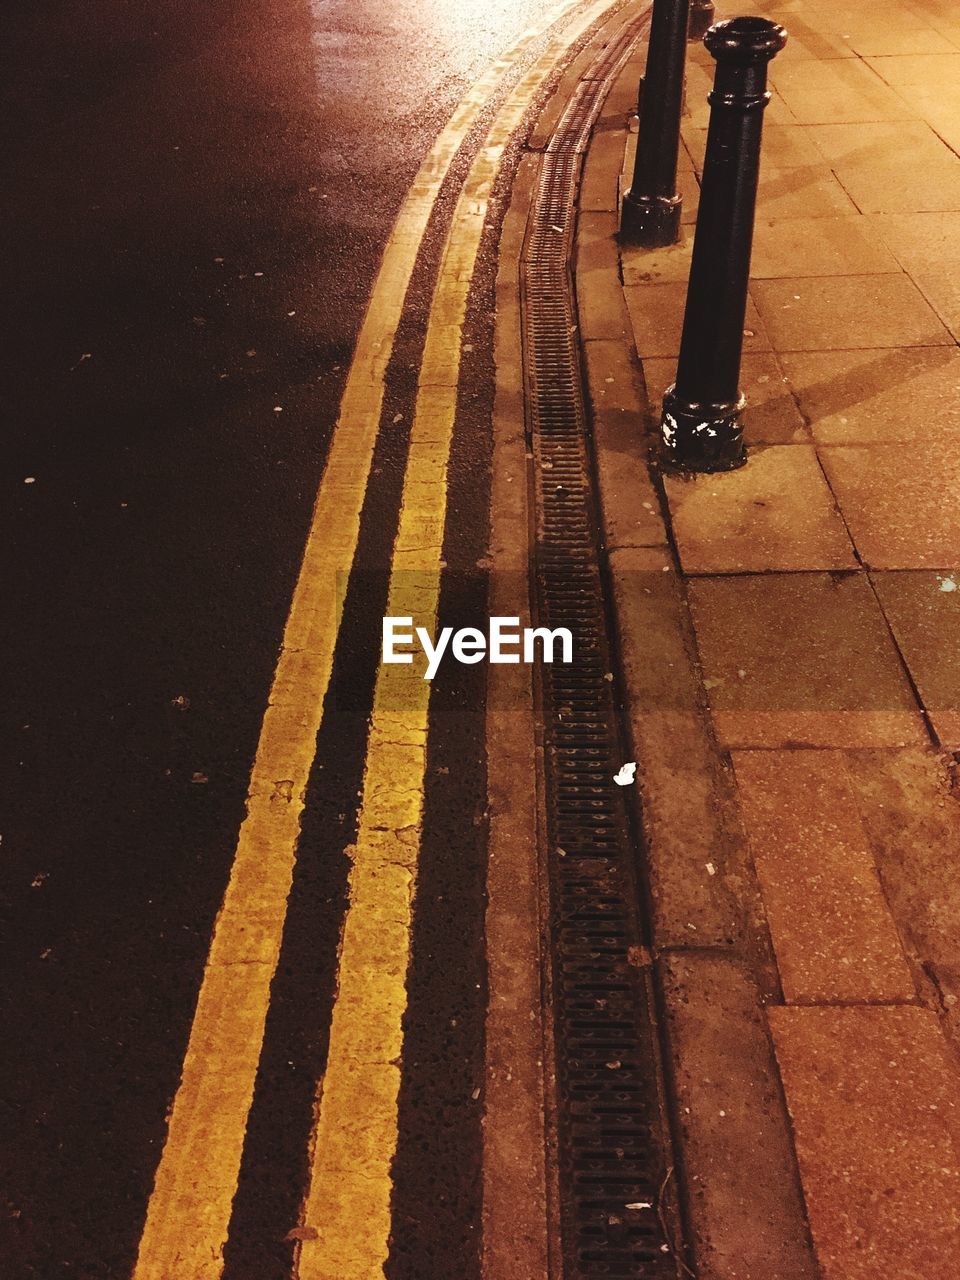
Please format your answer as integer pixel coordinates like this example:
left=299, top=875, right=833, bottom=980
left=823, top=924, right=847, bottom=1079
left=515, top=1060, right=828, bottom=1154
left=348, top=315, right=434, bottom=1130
left=0, top=0, right=567, bottom=1275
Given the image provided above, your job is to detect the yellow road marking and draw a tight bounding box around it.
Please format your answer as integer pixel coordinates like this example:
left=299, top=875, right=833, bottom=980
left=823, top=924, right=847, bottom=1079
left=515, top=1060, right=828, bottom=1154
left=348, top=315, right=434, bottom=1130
left=295, top=2, right=621, bottom=1275
left=131, top=5, right=588, bottom=1278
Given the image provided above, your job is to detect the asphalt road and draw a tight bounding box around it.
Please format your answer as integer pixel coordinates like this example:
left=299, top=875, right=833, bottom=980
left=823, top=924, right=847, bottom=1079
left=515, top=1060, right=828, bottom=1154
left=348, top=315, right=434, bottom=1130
left=0, top=0, right=561, bottom=1275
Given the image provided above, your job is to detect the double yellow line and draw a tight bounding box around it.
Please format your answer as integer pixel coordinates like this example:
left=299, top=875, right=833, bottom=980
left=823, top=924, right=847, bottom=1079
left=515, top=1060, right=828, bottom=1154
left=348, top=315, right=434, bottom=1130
left=133, top=3, right=619, bottom=1276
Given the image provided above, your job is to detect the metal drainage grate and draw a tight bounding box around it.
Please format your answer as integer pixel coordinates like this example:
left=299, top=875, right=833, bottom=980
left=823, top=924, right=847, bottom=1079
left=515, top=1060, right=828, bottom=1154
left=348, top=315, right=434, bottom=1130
left=520, top=14, right=678, bottom=1280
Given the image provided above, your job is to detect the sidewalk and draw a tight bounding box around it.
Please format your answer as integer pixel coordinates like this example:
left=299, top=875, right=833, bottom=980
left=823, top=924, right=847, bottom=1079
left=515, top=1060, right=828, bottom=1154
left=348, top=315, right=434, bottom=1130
left=575, top=0, right=960, bottom=1275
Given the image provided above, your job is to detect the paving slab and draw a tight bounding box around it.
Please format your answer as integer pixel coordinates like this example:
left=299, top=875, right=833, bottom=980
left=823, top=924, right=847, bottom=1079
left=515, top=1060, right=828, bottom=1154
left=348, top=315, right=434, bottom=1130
left=593, top=440, right=665, bottom=550
left=599, top=50, right=644, bottom=126
left=608, top=548, right=743, bottom=947
left=776, top=24, right=859, bottom=62
left=644, top=354, right=808, bottom=446
left=732, top=750, right=915, bottom=1004
left=820, top=440, right=960, bottom=569
left=911, top=272, right=960, bottom=341
left=621, top=237, right=693, bottom=287
left=575, top=211, right=631, bottom=342
left=580, top=123, right=623, bottom=214
left=779, top=346, right=960, bottom=444
left=751, top=275, right=952, bottom=351
left=871, top=210, right=960, bottom=274
left=681, top=123, right=827, bottom=171
left=663, top=445, right=855, bottom=574
left=676, top=134, right=695, bottom=176
left=887, top=80, right=960, bottom=152
left=682, top=60, right=715, bottom=129
left=769, top=58, right=915, bottom=123
left=797, top=10, right=958, bottom=57
left=754, top=164, right=860, bottom=220
left=770, top=1005, right=960, bottom=1280
left=624, top=282, right=770, bottom=359
left=807, top=121, right=960, bottom=212
left=659, top=953, right=820, bottom=1280
left=687, top=573, right=926, bottom=749
left=750, top=215, right=899, bottom=279
left=809, top=119, right=953, bottom=167
left=582, top=334, right=645, bottom=417
left=581, top=339, right=666, bottom=550
left=865, top=51, right=960, bottom=86
left=677, top=169, right=700, bottom=226
left=872, top=571, right=960, bottom=746
left=844, top=746, right=960, bottom=1032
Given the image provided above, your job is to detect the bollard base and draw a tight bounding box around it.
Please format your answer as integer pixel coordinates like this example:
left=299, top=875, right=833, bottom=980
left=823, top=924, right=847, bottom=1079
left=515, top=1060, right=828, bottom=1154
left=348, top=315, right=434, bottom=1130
left=619, top=191, right=682, bottom=248
left=660, top=386, right=747, bottom=472
left=688, top=0, right=715, bottom=40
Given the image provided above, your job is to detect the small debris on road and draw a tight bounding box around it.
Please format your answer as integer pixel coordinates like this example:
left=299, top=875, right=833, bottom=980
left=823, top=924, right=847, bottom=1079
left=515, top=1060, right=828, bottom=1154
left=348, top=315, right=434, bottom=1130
left=613, top=762, right=637, bottom=786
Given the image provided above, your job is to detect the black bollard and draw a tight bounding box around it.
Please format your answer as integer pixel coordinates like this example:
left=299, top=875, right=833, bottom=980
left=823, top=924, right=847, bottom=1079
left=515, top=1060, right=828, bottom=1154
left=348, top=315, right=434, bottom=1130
left=620, top=0, right=690, bottom=248
left=688, top=0, right=715, bottom=39
left=661, top=17, right=787, bottom=471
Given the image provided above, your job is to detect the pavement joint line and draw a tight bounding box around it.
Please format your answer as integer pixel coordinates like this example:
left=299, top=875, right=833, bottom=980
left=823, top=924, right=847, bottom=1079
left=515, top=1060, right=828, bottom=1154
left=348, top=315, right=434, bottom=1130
left=128, top=2, right=599, bottom=1275
left=863, top=566, right=942, bottom=750
left=294, top=5, right=628, bottom=1275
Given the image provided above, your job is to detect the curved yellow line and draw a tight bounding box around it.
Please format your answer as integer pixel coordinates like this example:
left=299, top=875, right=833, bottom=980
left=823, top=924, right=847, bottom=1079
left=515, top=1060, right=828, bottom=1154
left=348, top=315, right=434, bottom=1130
left=296, top=1, right=622, bottom=1276
left=130, top=4, right=592, bottom=1278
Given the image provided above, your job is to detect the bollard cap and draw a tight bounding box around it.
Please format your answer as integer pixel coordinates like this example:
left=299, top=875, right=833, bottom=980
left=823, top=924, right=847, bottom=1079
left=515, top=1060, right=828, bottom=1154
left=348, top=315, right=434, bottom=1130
left=704, top=16, right=787, bottom=64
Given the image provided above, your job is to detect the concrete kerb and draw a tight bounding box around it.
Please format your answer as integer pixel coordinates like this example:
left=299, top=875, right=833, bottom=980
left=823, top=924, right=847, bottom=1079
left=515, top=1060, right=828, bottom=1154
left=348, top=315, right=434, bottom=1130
left=484, top=148, right=553, bottom=1280
left=572, top=42, right=821, bottom=1280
